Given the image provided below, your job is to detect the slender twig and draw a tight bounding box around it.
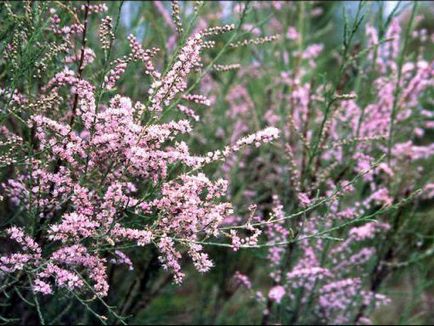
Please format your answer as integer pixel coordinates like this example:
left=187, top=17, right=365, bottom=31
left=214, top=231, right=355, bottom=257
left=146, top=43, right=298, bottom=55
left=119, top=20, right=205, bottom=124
left=386, top=2, right=418, bottom=163
left=69, top=0, right=90, bottom=126
left=28, top=276, right=45, bottom=325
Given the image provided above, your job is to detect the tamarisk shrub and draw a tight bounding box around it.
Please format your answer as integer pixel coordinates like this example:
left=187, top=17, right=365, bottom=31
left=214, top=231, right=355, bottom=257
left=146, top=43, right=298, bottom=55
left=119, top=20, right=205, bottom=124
left=0, top=2, right=279, bottom=323
left=0, top=1, right=433, bottom=325
left=194, top=1, right=434, bottom=325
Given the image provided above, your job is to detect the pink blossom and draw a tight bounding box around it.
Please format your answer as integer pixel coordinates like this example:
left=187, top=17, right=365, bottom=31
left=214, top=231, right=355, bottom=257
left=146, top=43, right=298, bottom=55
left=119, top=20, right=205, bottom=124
left=268, top=285, right=285, bottom=303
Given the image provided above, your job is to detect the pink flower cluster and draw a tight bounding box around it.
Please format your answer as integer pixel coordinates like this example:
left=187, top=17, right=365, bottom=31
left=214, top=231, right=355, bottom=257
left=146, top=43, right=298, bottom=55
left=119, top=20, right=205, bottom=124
left=0, top=6, right=281, bottom=299
left=222, top=13, right=432, bottom=324
left=149, top=33, right=203, bottom=111
left=0, top=227, right=41, bottom=273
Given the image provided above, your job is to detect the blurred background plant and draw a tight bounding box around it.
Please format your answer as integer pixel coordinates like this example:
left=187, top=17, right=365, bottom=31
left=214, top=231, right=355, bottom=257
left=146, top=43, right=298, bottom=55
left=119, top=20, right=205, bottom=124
left=0, top=1, right=433, bottom=325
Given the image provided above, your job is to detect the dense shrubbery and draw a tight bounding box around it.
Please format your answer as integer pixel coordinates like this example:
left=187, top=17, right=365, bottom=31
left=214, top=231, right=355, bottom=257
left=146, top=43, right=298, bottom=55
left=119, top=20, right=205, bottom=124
left=0, top=1, right=433, bottom=325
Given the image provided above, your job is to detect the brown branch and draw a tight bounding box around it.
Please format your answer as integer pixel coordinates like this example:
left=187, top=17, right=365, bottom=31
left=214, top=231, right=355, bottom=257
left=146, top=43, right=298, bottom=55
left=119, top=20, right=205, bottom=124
left=300, top=79, right=314, bottom=187
left=354, top=204, right=406, bottom=323
left=261, top=295, right=274, bottom=325
left=70, top=0, right=90, bottom=126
